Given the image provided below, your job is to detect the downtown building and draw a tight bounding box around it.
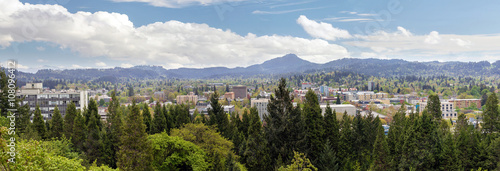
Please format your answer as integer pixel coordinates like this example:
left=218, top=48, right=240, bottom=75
left=18, top=83, right=89, bottom=120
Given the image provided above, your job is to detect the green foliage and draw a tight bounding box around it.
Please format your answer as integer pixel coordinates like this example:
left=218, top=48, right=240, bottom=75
left=171, top=123, right=236, bottom=171
left=32, top=105, right=47, bottom=140
left=63, top=102, right=77, bottom=139
left=49, top=106, right=64, bottom=139
left=151, top=103, right=166, bottom=134
left=277, top=151, right=318, bottom=171
left=483, top=93, right=500, bottom=133
left=316, top=140, right=340, bottom=171
left=208, top=91, right=231, bottom=139
left=303, top=89, right=324, bottom=163
left=243, top=107, right=271, bottom=170
left=265, top=78, right=307, bottom=168
left=117, top=102, right=152, bottom=170
left=148, top=132, right=209, bottom=171
left=142, top=103, right=152, bottom=134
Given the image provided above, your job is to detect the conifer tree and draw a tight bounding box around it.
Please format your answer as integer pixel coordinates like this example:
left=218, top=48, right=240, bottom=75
left=264, top=78, right=305, bottom=167
left=336, top=94, right=341, bottom=104
left=85, top=111, right=103, bottom=165
left=102, top=91, right=123, bottom=168
left=142, top=103, right=152, bottom=134
left=118, top=102, right=152, bottom=170
left=324, top=105, right=339, bottom=151
left=73, top=110, right=87, bottom=152
left=338, top=111, right=353, bottom=168
left=244, top=107, right=270, bottom=170
left=17, top=103, right=31, bottom=134
left=32, top=105, right=47, bottom=139
left=240, top=110, right=251, bottom=138
left=49, top=105, right=64, bottom=139
left=165, top=104, right=174, bottom=131
left=303, top=89, right=324, bottom=163
left=427, top=94, right=442, bottom=121
left=317, top=140, right=340, bottom=171
left=208, top=91, right=231, bottom=139
left=370, top=117, right=389, bottom=171
left=387, top=106, right=407, bottom=169
left=63, top=102, right=77, bottom=139
left=151, top=103, right=166, bottom=134
left=483, top=93, right=500, bottom=133
left=175, top=104, right=191, bottom=127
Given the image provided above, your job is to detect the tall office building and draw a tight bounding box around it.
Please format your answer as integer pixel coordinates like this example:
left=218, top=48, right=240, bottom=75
left=232, top=85, right=247, bottom=99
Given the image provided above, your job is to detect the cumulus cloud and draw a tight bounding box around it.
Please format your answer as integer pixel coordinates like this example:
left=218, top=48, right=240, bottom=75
left=111, top=0, right=246, bottom=8
left=345, top=27, right=500, bottom=62
left=0, top=0, right=349, bottom=68
left=425, top=31, right=441, bottom=44
left=95, top=62, right=107, bottom=67
left=121, top=63, right=134, bottom=68
left=297, top=15, right=352, bottom=41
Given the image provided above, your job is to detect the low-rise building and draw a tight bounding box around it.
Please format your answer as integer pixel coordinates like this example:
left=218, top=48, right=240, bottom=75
left=319, top=104, right=356, bottom=116
left=176, top=92, right=198, bottom=105
left=448, top=99, right=481, bottom=109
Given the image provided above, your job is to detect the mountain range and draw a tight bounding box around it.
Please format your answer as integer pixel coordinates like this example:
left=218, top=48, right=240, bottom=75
left=9, top=54, right=500, bottom=81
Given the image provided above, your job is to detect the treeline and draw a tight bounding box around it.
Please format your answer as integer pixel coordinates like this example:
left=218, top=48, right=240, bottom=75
left=1, top=78, right=500, bottom=170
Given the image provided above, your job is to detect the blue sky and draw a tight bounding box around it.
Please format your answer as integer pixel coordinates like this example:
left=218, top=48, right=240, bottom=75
left=1, top=0, right=500, bottom=72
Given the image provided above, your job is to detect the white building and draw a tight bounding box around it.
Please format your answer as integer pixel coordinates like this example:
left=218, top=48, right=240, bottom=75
left=319, top=104, right=356, bottom=116
left=251, top=98, right=270, bottom=121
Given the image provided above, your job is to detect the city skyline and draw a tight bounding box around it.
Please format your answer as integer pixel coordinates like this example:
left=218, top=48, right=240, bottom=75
left=1, top=0, right=500, bottom=73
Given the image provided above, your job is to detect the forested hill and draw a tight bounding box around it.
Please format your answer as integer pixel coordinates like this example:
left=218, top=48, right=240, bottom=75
left=7, top=54, right=500, bottom=81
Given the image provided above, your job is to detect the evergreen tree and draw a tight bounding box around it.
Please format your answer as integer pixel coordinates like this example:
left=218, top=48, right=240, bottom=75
left=427, top=94, right=442, bottom=121
left=85, top=110, right=103, bottom=165
left=264, top=78, right=305, bottom=168
left=118, top=102, right=152, bottom=170
left=0, top=68, right=11, bottom=117
left=317, top=140, right=340, bottom=171
left=73, top=110, right=87, bottom=153
left=303, top=89, right=324, bottom=163
left=128, top=86, right=134, bottom=97
left=17, top=103, right=31, bottom=134
left=164, top=104, right=174, bottom=132
left=338, top=111, right=353, bottom=169
left=244, top=107, right=270, bottom=170
left=63, top=102, right=77, bottom=139
left=336, top=94, right=341, bottom=104
left=370, top=118, right=389, bottom=171
left=32, top=105, right=47, bottom=139
left=49, top=106, right=64, bottom=139
left=151, top=103, right=166, bottom=134
left=323, top=105, right=339, bottom=153
left=483, top=93, right=500, bottom=133
left=208, top=91, right=231, bottom=139
left=142, top=103, right=152, bottom=134
left=102, top=91, right=123, bottom=168
left=387, top=106, right=407, bottom=169
left=175, top=104, right=191, bottom=127
left=240, top=110, right=250, bottom=138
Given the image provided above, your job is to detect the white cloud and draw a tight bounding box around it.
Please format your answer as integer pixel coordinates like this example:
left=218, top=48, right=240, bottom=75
left=345, top=27, right=500, bottom=62
left=450, top=38, right=472, bottom=47
left=16, top=63, right=29, bottom=69
left=37, top=59, right=46, bottom=62
left=72, top=64, right=83, bottom=68
left=0, top=0, right=349, bottom=68
left=297, top=15, right=352, bottom=41
left=95, top=62, right=107, bottom=67
left=120, top=63, right=134, bottom=68
left=111, top=0, right=246, bottom=8
left=425, top=31, right=441, bottom=44
left=252, top=7, right=324, bottom=15
left=36, top=46, right=45, bottom=51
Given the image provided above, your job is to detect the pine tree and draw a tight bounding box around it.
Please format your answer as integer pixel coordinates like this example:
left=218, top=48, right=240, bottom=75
left=32, top=105, right=47, bottom=139
left=264, top=78, right=305, bottom=167
left=324, top=104, right=339, bottom=152
left=0, top=68, right=11, bottom=117
left=336, top=94, right=341, bottom=104
left=208, top=91, right=231, bottom=139
left=117, top=102, right=152, bottom=170
left=317, top=140, right=340, bottom=171
left=17, top=103, right=31, bottom=134
left=151, top=103, right=166, bottom=134
left=244, top=107, right=270, bottom=170
left=63, top=102, right=77, bottom=139
left=303, top=89, right=324, bottom=163
left=142, top=103, right=152, bottom=134
left=164, top=104, right=174, bottom=132
left=102, top=91, right=123, bottom=168
left=338, top=111, right=353, bottom=169
left=370, top=118, right=389, bottom=171
left=49, top=106, right=64, bottom=139
left=175, top=104, right=191, bottom=127
left=85, top=110, right=103, bottom=165
left=483, top=93, right=500, bottom=133
left=73, top=110, right=87, bottom=153
left=427, top=94, right=442, bottom=121
left=387, top=106, right=407, bottom=169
